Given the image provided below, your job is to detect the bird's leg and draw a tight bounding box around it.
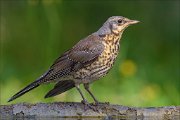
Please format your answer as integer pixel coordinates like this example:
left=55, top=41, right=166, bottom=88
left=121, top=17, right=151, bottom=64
left=75, top=85, right=93, bottom=110
left=75, top=85, right=87, bottom=103
left=84, top=83, right=99, bottom=106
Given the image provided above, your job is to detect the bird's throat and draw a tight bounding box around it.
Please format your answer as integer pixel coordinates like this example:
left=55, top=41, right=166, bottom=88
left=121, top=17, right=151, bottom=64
left=102, top=32, right=122, bottom=45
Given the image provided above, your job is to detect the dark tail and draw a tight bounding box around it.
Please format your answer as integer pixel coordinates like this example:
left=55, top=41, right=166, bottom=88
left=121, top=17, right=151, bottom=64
left=8, top=80, right=40, bottom=102
left=45, top=80, right=75, bottom=98
left=8, top=70, right=52, bottom=102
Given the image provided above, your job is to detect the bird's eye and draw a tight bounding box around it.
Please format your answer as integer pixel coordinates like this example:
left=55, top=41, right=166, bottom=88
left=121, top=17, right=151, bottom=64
left=117, top=19, right=123, bottom=24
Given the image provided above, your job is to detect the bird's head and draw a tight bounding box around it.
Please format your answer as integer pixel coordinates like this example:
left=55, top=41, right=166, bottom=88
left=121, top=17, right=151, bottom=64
left=98, top=16, right=139, bottom=36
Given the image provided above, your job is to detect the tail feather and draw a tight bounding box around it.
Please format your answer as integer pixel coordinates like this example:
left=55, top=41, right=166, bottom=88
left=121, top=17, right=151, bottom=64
left=8, top=70, right=52, bottom=102
left=8, top=81, right=40, bottom=102
left=45, top=80, right=75, bottom=98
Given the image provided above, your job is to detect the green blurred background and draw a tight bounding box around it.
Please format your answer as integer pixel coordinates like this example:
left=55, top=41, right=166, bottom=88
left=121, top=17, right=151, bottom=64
left=0, top=0, right=179, bottom=106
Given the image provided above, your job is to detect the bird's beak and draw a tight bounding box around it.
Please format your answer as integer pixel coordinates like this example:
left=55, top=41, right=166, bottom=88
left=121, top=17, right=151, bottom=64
left=127, top=19, right=140, bottom=25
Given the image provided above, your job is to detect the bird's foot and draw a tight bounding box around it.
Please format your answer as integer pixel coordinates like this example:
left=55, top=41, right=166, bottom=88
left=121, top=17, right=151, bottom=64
left=81, top=100, right=98, bottom=111
left=94, top=101, right=110, bottom=106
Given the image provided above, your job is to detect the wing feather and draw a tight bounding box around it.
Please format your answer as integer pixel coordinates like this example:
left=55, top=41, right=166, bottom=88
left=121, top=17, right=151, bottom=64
left=43, top=34, right=104, bottom=82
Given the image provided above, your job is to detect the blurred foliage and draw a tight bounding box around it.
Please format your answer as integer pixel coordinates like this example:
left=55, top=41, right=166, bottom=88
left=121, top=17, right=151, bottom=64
left=0, top=0, right=179, bottom=106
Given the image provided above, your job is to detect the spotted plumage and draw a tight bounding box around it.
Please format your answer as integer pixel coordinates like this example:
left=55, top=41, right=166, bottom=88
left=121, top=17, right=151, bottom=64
left=73, top=33, right=121, bottom=84
left=8, top=16, right=139, bottom=105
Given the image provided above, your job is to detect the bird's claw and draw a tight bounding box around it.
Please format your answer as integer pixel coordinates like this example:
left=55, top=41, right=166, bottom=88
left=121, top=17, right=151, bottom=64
left=81, top=100, right=93, bottom=110
left=94, top=101, right=110, bottom=106
left=81, top=100, right=99, bottom=112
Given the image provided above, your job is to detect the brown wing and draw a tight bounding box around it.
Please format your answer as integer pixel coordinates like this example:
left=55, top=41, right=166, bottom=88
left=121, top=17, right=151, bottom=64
left=43, top=34, right=104, bottom=82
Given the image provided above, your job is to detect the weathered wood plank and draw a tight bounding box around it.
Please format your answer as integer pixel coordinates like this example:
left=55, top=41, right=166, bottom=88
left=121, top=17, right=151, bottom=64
left=0, top=102, right=179, bottom=119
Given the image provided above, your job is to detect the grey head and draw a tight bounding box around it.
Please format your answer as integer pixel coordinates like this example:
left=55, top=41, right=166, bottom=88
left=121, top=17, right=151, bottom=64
left=97, top=16, right=139, bottom=36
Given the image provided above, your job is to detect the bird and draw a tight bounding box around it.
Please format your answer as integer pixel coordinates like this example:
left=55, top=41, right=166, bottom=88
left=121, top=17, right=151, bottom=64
left=8, top=16, right=139, bottom=107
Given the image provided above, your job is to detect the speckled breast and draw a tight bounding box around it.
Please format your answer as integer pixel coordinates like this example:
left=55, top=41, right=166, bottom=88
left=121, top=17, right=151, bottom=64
left=74, top=34, right=120, bottom=84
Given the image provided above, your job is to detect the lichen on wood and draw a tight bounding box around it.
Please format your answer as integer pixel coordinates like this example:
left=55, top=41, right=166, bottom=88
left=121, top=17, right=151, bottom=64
left=0, top=102, right=179, bottom=119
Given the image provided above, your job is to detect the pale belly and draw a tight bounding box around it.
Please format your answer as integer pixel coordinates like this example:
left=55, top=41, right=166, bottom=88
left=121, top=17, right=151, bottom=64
left=73, top=41, right=120, bottom=84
